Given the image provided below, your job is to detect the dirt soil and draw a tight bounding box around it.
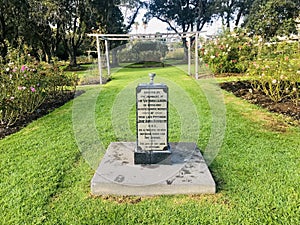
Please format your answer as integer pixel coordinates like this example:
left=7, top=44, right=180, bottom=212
left=219, top=81, right=300, bottom=122
left=0, top=91, right=82, bottom=140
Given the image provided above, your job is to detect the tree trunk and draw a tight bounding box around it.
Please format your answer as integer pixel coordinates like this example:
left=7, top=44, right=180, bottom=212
left=45, top=53, right=49, bottom=63
left=235, top=9, right=243, bottom=27
left=41, top=43, right=52, bottom=63
left=69, top=48, right=77, bottom=67
left=0, top=14, right=8, bottom=59
left=0, top=40, right=7, bottom=59
left=226, top=11, right=231, bottom=30
left=182, top=37, right=188, bottom=62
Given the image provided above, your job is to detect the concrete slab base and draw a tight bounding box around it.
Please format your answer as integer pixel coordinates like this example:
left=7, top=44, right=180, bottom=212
left=91, top=142, right=216, bottom=196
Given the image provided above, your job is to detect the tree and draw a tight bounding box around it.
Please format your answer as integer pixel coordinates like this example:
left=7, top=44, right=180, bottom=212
left=244, top=0, right=300, bottom=39
left=0, top=0, right=61, bottom=61
left=215, top=0, right=253, bottom=29
left=91, top=0, right=127, bottom=67
left=119, top=0, right=148, bottom=31
left=0, top=0, right=30, bottom=58
left=107, top=2, right=127, bottom=67
left=106, top=0, right=149, bottom=66
left=234, top=0, right=253, bottom=27
left=26, top=0, right=62, bottom=62
left=147, top=0, right=216, bottom=33
left=0, top=0, right=127, bottom=65
left=61, top=0, right=89, bottom=66
left=146, top=0, right=216, bottom=60
left=52, top=0, right=125, bottom=67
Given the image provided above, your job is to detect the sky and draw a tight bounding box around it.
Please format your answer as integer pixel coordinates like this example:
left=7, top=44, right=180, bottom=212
left=128, top=9, right=223, bottom=35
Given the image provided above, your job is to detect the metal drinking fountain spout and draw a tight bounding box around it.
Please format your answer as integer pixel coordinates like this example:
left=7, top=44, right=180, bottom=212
left=149, top=73, right=156, bottom=85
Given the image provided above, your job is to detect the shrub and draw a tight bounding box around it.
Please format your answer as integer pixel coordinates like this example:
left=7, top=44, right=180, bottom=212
left=165, top=48, right=185, bottom=60
left=76, top=55, right=94, bottom=64
left=119, top=41, right=168, bottom=63
left=0, top=46, right=78, bottom=126
left=247, top=41, right=299, bottom=104
left=200, top=29, right=258, bottom=74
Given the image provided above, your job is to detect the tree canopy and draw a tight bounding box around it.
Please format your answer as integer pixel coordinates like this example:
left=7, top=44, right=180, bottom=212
left=0, top=0, right=126, bottom=66
left=244, top=0, right=300, bottom=39
left=146, top=0, right=216, bottom=33
left=0, top=0, right=299, bottom=65
left=215, top=0, right=253, bottom=29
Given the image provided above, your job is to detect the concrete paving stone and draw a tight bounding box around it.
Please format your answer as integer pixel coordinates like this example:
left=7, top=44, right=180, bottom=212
left=91, top=142, right=216, bottom=196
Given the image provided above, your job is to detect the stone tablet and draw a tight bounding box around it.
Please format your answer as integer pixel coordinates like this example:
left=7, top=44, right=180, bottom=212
left=136, top=85, right=168, bottom=151
left=135, top=73, right=171, bottom=164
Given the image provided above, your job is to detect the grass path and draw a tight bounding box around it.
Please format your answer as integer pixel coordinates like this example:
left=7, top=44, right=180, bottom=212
left=0, top=66, right=299, bottom=224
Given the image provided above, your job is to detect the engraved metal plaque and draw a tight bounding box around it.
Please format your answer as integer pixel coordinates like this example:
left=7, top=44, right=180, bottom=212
left=136, top=84, right=168, bottom=152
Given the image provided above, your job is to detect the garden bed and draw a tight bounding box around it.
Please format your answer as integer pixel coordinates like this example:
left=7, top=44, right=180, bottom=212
left=1, top=80, right=299, bottom=140
left=0, top=91, right=80, bottom=139
left=220, top=80, right=299, bottom=122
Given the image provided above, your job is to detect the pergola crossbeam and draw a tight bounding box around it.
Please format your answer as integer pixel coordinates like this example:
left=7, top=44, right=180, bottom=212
left=87, top=31, right=206, bottom=84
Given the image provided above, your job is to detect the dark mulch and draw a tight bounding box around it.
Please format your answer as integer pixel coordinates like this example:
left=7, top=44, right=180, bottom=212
left=219, top=81, right=300, bottom=121
left=0, top=91, right=84, bottom=140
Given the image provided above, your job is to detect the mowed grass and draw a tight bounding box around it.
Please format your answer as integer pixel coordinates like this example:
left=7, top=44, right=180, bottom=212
left=0, top=66, right=299, bottom=224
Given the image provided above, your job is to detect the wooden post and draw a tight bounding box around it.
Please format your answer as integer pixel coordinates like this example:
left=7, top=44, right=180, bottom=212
left=105, top=39, right=110, bottom=76
left=188, top=36, right=191, bottom=76
left=195, top=32, right=199, bottom=79
left=96, top=36, right=103, bottom=85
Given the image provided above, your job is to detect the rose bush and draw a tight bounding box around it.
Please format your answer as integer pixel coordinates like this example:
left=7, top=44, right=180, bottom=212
left=0, top=46, right=78, bottom=126
left=201, top=30, right=299, bottom=105
left=200, top=29, right=258, bottom=74
left=247, top=41, right=299, bottom=104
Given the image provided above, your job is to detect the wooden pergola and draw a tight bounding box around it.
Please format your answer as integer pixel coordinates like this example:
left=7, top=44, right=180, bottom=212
left=87, top=31, right=205, bottom=84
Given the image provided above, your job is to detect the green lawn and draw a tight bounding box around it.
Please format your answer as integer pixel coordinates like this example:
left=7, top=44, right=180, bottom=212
left=1, top=66, right=299, bottom=224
